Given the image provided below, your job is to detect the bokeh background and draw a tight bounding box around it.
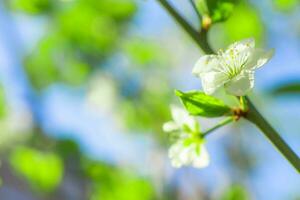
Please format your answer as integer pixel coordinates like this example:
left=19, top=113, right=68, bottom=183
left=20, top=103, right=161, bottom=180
left=0, top=0, right=299, bottom=199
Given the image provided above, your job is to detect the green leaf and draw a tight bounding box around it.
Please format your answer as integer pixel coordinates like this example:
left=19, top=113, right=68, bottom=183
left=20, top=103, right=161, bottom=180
left=175, top=90, right=232, bottom=117
left=271, top=82, right=300, bottom=96
left=10, top=147, right=64, bottom=192
left=210, top=1, right=234, bottom=22
left=196, top=0, right=236, bottom=23
left=203, top=0, right=238, bottom=23
left=195, top=0, right=209, bottom=15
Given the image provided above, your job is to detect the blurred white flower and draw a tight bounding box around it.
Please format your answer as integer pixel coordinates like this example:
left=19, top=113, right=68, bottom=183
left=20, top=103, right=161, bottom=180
left=168, top=140, right=209, bottom=168
left=163, top=105, right=209, bottom=168
left=0, top=107, right=33, bottom=149
left=163, top=105, right=198, bottom=133
left=86, top=73, right=117, bottom=114
left=193, top=38, right=274, bottom=96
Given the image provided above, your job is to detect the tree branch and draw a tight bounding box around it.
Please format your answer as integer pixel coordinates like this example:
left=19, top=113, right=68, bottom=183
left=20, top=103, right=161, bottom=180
left=157, top=0, right=213, bottom=54
left=245, top=97, right=300, bottom=172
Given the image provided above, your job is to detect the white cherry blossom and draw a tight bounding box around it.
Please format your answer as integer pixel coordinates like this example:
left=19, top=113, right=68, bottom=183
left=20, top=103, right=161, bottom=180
left=193, top=38, right=274, bottom=96
left=163, top=105, right=209, bottom=168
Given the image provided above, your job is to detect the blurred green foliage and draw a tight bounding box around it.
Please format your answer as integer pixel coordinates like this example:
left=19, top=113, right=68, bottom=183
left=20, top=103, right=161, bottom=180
left=84, top=0, right=136, bottom=20
left=55, top=139, right=81, bottom=158
left=10, top=146, right=64, bottom=192
left=57, top=4, right=118, bottom=54
left=273, top=0, right=298, bottom=12
left=224, top=3, right=264, bottom=44
left=210, top=2, right=264, bottom=49
left=10, top=0, right=137, bottom=89
left=90, top=176, right=154, bottom=200
left=120, top=77, right=171, bottom=136
left=83, top=160, right=155, bottom=200
left=123, top=38, right=166, bottom=66
left=271, top=82, right=300, bottom=96
left=5, top=138, right=158, bottom=199
left=8, top=0, right=53, bottom=14
left=0, top=176, right=3, bottom=187
left=25, top=34, right=90, bottom=89
left=0, top=85, right=7, bottom=119
left=8, top=0, right=171, bottom=140
left=220, top=184, right=250, bottom=200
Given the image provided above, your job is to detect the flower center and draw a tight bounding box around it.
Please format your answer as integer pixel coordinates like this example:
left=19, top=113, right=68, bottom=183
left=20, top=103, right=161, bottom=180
left=218, top=48, right=249, bottom=79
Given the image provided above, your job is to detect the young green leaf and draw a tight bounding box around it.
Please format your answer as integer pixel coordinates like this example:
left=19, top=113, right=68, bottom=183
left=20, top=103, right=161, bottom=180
left=196, top=0, right=237, bottom=23
left=209, top=1, right=234, bottom=23
left=195, top=0, right=209, bottom=15
left=175, top=90, right=232, bottom=117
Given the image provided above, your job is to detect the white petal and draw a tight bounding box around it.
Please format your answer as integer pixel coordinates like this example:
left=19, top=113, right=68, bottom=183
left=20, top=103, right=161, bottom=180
left=192, top=55, right=221, bottom=77
left=163, top=121, right=179, bottom=132
left=225, top=71, right=254, bottom=96
left=170, top=105, right=197, bottom=131
left=168, top=141, right=209, bottom=168
left=227, top=38, right=255, bottom=53
left=201, top=72, right=229, bottom=95
left=246, top=48, right=274, bottom=70
left=192, top=145, right=210, bottom=168
left=168, top=141, right=185, bottom=168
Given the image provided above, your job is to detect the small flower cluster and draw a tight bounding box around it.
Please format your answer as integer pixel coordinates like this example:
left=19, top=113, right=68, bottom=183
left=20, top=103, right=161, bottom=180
left=163, top=105, right=209, bottom=168
left=163, top=38, right=273, bottom=169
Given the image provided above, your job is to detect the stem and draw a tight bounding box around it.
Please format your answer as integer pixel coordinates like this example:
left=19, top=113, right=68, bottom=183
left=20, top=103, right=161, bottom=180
left=245, top=97, right=300, bottom=173
left=203, top=117, right=234, bottom=137
left=157, top=0, right=300, bottom=172
left=157, top=0, right=213, bottom=54
left=239, top=96, right=248, bottom=112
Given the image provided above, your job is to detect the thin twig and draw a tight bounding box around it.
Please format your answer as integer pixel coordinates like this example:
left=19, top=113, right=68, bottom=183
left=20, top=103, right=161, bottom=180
left=157, top=0, right=213, bottom=54
left=203, top=117, right=234, bottom=137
